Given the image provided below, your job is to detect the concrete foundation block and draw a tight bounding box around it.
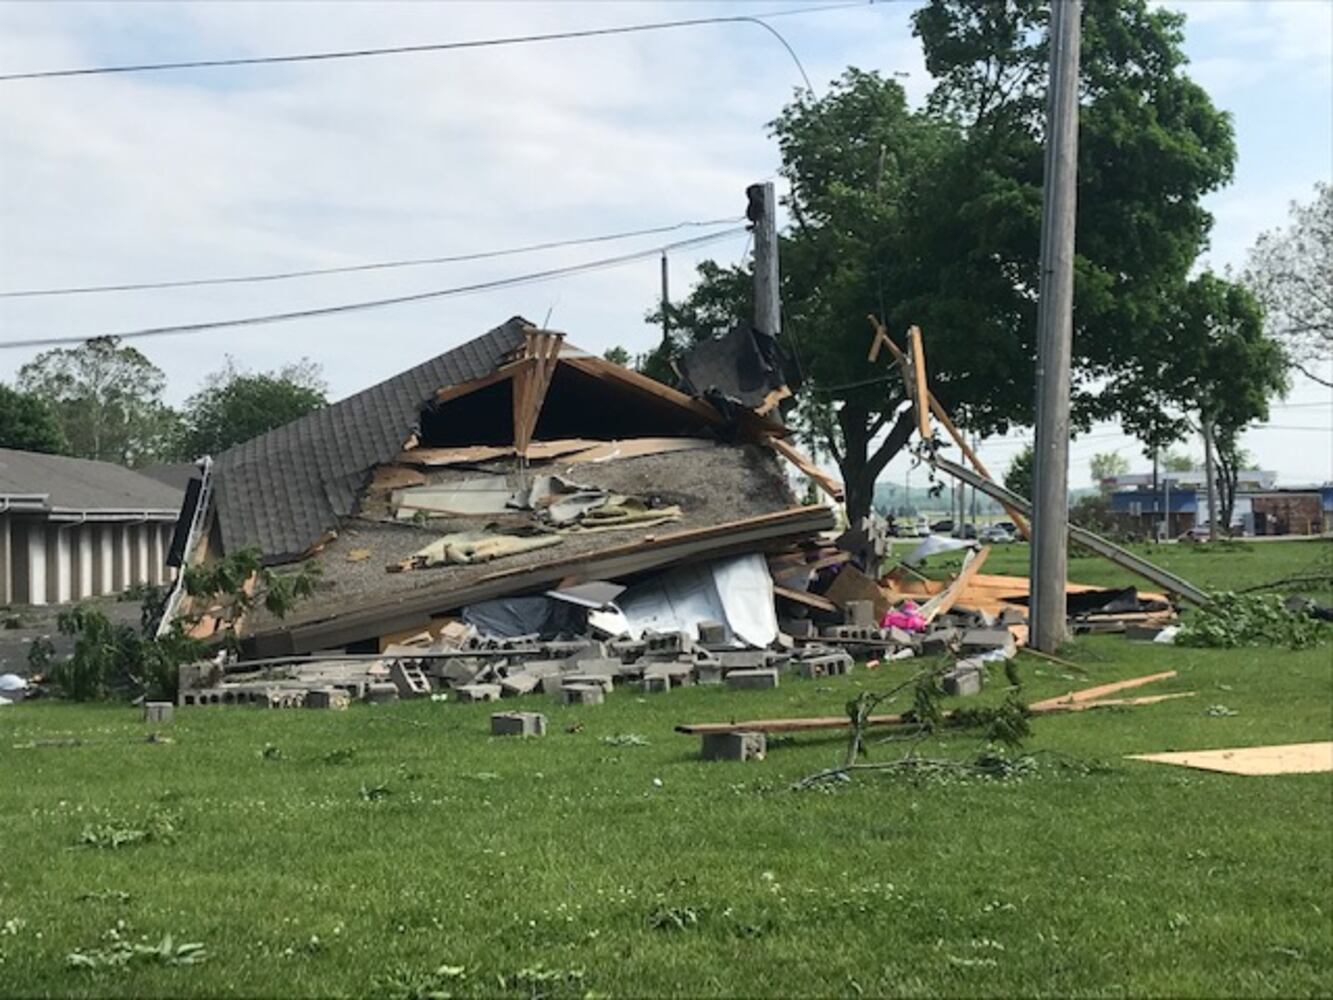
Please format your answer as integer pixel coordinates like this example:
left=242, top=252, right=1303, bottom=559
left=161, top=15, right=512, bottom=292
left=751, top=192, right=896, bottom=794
left=700, top=731, right=766, bottom=761
left=643, top=631, right=692, bottom=656
left=941, top=663, right=984, bottom=697
left=499, top=672, right=541, bottom=697
left=726, top=668, right=780, bottom=690
left=716, top=650, right=767, bottom=670
left=844, top=600, right=876, bottom=627
left=561, top=673, right=614, bottom=693
left=539, top=675, right=565, bottom=695
left=798, top=652, right=853, bottom=679
left=573, top=657, right=623, bottom=677
left=961, top=628, right=1018, bottom=658
left=455, top=683, right=502, bottom=703
left=365, top=683, right=401, bottom=704
left=694, top=663, right=724, bottom=685
left=491, top=711, right=547, bottom=736
left=696, top=620, right=728, bottom=646
left=143, top=701, right=174, bottom=724
left=561, top=684, right=605, bottom=706
left=640, top=674, right=671, bottom=693
left=305, top=688, right=350, bottom=710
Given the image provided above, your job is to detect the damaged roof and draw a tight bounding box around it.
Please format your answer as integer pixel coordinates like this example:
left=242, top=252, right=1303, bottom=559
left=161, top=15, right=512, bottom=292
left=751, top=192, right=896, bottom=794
left=211, top=317, right=529, bottom=562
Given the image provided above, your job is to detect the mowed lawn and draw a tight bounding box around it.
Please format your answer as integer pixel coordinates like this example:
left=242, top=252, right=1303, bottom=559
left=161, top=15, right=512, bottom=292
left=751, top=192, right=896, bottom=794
left=1, top=542, right=1330, bottom=998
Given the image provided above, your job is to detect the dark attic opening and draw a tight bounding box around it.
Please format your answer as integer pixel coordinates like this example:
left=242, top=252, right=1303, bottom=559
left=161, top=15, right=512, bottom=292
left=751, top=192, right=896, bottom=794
left=418, top=361, right=720, bottom=448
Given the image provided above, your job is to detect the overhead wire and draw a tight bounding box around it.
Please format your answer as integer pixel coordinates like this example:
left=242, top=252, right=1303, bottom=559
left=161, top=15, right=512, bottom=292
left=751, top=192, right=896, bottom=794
left=0, top=2, right=871, bottom=85
left=0, top=218, right=742, bottom=299
left=0, top=227, right=747, bottom=351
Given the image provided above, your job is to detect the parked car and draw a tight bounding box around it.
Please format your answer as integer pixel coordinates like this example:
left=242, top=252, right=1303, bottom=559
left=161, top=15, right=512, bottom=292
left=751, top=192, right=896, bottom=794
left=956, top=523, right=978, bottom=540
left=930, top=519, right=954, bottom=534
left=979, top=525, right=1015, bottom=544
left=995, top=521, right=1018, bottom=535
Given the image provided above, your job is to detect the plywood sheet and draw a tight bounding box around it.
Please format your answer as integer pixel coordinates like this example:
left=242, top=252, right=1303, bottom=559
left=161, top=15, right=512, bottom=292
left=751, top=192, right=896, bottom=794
left=1128, top=742, right=1333, bottom=776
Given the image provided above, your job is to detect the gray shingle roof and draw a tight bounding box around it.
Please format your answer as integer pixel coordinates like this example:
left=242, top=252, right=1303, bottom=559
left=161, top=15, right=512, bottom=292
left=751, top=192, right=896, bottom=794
left=0, top=449, right=184, bottom=513
left=212, top=317, right=529, bottom=562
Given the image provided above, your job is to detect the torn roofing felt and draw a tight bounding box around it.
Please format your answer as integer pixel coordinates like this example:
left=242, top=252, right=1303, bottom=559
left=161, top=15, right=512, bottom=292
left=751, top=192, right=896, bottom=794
left=211, top=317, right=530, bottom=564
left=675, top=324, right=788, bottom=410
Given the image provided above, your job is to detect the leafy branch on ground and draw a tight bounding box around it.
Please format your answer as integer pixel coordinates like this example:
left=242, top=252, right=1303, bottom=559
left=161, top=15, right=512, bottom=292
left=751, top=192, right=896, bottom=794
left=67, top=925, right=206, bottom=971
left=1176, top=592, right=1328, bottom=649
left=79, top=810, right=181, bottom=850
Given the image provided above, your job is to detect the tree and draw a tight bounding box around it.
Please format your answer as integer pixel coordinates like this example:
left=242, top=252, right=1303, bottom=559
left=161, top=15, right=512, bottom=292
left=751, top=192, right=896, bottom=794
left=175, top=359, right=327, bottom=459
left=1004, top=445, right=1034, bottom=502
left=1089, top=451, right=1128, bottom=491
left=1243, top=182, right=1332, bottom=386
left=1155, top=274, right=1287, bottom=533
left=602, top=346, right=631, bottom=367
left=1162, top=451, right=1197, bottom=473
left=0, top=384, right=67, bottom=454
left=654, top=3, right=1236, bottom=524
left=18, top=337, right=177, bottom=466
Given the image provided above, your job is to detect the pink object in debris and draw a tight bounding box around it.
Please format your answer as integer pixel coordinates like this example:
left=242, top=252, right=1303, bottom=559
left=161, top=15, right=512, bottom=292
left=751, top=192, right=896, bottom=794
left=881, top=601, right=927, bottom=633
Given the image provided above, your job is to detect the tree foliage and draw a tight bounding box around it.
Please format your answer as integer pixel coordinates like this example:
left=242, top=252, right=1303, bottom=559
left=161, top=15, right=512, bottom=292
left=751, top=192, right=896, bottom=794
left=1003, top=444, right=1034, bottom=501
left=652, top=1, right=1239, bottom=523
left=0, top=384, right=67, bottom=454
left=175, top=359, right=326, bottom=459
left=18, top=337, right=178, bottom=466
left=1089, top=451, right=1128, bottom=490
left=1243, top=182, right=1332, bottom=386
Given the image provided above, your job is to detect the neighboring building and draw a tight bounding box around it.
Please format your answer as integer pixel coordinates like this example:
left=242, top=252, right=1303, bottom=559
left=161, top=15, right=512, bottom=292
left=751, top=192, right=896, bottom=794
left=0, top=449, right=184, bottom=605
left=1104, top=469, right=1327, bottom=537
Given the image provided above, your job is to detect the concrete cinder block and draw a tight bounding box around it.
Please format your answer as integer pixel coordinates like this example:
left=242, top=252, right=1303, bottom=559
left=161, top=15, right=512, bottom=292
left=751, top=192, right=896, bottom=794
left=725, top=668, right=780, bottom=690
left=919, top=628, right=960, bottom=656
left=491, top=711, right=547, bottom=736
left=305, top=688, right=350, bottom=710
left=640, top=674, right=671, bottom=693
left=700, top=731, right=766, bottom=761
left=716, top=650, right=768, bottom=670
left=694, top=663, right=724, bottom=685
left=798, top=652, right=853, bottom=679
left=142, top=701, right=174, bottom=724
left=561, top=684, right=605, bottom=706
left=941, top=662, right=984, bottom=697
left=696, top=620, right=728, bottom=646
left=780, top=618, right=815, bottom=638
left=499, top=672, right=541, bottom=697
left=960, top=628, right=1018, bottom=659
left=540, top=674, right=565, bottom=695
left=455, top=683, right=502, bottom=703
left=844, top=600, right=876, bottom=627
left=365, top=683, right=400, bottom=704
left=643, top=630, right=692, bottom=656
left=572, top=658, right=623, bottom=678
left=561, top=673, right=614, bottom=693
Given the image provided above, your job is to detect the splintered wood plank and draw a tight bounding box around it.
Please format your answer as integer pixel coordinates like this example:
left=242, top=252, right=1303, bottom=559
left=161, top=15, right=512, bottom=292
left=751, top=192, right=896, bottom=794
left=773, top=584, right=837, bottom=612
left=1028, top=670, right=1178, bottom=710
left=908, top=326, right=931, bottom=439
left=368, top=465, right=428, bottom=492
left=768, top=436, right=845, bottom=501
left=562, top=438, right=716, bottom=463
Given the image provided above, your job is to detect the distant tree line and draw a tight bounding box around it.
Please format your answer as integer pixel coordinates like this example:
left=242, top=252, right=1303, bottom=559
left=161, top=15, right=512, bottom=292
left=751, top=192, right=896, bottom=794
left=0, top=336, right=327, bottom=466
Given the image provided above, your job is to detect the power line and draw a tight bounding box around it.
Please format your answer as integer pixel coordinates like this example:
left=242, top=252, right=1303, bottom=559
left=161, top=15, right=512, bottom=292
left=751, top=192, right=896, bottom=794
left=0, top=218, right=742, bottom=299
left=0, top=3, right=870, bottom=84
left=0, top=228, right=747, bottom=351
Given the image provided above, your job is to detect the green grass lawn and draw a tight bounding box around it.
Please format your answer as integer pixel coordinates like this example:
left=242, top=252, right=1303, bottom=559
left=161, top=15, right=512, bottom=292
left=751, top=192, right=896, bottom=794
left=1, top=543, right=1330, bottom=998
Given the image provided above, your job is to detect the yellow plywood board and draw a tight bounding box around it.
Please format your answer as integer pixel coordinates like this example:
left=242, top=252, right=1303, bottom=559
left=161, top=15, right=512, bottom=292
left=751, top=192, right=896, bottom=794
left=1128, top=741, right=1333, bottom=776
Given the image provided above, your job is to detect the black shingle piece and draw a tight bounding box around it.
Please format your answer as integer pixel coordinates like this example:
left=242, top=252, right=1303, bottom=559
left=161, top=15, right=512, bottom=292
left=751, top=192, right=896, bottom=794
left=211, top=317, right=529, bottom=562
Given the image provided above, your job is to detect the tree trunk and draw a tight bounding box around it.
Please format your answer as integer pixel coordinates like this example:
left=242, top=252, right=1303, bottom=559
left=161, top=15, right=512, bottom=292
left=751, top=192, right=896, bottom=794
left=830, top=404, right=917, bottom=528
left=1202, top=418, right=1219, bottom=541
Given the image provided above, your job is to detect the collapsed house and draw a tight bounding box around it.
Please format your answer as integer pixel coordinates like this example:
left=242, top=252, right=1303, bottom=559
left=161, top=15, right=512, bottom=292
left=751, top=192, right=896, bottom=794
left=166, top=317, right=836, bottom=678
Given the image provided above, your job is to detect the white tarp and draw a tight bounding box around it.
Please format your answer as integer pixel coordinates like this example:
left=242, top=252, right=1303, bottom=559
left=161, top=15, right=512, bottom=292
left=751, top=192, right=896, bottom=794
left=588, top=553, right=778, bottom=648
left=905, top=534, right=978, bottom=566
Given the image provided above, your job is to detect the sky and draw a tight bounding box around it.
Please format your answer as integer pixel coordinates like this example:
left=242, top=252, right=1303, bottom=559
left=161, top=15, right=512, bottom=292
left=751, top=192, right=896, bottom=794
left=0, top=0, right=1329, bottom=489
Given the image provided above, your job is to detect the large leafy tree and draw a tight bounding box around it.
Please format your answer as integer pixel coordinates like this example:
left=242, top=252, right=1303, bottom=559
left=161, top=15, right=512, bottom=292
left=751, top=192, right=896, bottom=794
left=0, top=384, right=67, bottom=455
left=653, top=1, right=1237, bottom=523
left=1144, top=273, right=1287, bottom=532
left=18, top=337, right=178, bottom=466
left=1242, top=182, right=1332, bottom=387
left=1089, top=451, right=1128, bottom=491
left=175, top=359, right=327, bottom=458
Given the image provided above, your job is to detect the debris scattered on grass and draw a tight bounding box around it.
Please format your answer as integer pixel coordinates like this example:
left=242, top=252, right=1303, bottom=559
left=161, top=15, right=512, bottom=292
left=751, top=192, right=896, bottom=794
left=79, top=811, right=180, bottom=850
left=67, top=927, right=206, bottom=971
left=373, top=963, right=467, bottom=1000
left=76, top=891, right=132, bottom=905
left=600, top=733, right=649, bottom=747
left=260, top=743, right=283, bottom=761
left=1203, top=704, right=1239, bottom=717
left=359, top=782, right=392, bottom=802
left=322, top=747, right=357, bottom=765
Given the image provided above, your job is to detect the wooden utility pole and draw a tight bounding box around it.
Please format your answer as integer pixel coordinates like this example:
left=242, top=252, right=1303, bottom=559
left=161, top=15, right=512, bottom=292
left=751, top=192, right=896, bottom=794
left=659, top=251, right=671, bottom=345
left=1030, top=0, right=1082, bottom=652
left=748, top=182, right=780, bottom=338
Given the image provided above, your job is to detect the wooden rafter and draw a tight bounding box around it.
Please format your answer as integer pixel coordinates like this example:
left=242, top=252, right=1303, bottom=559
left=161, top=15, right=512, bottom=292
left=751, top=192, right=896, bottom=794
left=768, top=436, right=845, bottom=502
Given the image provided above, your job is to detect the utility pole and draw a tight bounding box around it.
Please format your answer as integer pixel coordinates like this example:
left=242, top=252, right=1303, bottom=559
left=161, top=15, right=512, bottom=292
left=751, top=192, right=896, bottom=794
left=1029, top=0, right=1082, bottom=653
left=659, top=251, right=671, bottom=345
left=748, top=181, right=780, bottom=339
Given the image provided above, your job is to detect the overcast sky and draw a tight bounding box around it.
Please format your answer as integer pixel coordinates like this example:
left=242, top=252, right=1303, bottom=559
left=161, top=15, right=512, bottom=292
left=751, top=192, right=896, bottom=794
left=0, top=0, right=1329, bottom=488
